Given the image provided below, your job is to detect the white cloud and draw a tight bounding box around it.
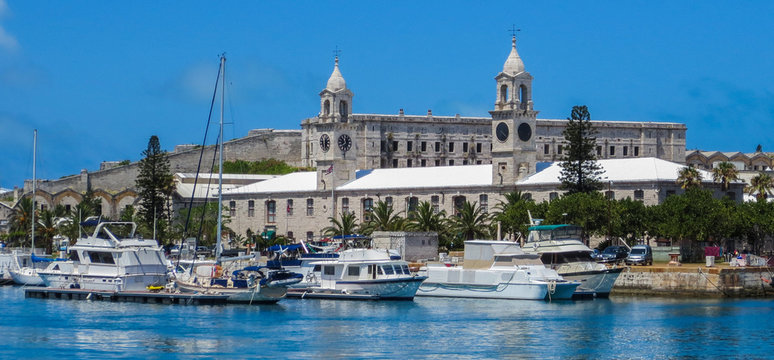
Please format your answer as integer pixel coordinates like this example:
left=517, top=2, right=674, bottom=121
left=0, top=0, right=17, bottom=53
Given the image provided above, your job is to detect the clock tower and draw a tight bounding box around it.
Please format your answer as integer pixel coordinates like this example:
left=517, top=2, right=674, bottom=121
left=315, top=55, right=357, bottom=191
left=490, top=35, right=538, bottom=185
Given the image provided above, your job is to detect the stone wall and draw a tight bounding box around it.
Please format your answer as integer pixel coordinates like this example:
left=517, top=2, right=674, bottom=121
left=614, top=266, right=774, bottom=297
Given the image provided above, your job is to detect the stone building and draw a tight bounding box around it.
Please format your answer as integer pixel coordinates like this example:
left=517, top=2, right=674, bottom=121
left=219, top=37, right=711, bottom=242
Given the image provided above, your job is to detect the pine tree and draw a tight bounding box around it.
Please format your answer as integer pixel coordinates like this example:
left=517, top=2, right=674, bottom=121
left=135, top=135, right=175, bottom=241
left=558, top=105, right=603, bottom=194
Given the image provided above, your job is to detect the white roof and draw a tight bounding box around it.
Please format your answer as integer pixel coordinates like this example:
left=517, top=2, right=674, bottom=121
left=176, top=173, right=276, bottom=182
left=223, top=172, right=318, bottom=195
left=337, top=165, right=492, bottom=191
left=518, top=157, right=714, bottom=185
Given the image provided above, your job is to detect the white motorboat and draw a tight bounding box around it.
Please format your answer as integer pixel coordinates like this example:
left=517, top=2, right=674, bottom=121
left=37, top=220, right=170, bottom=291
left=417, top=240, right=579, bottom=300
left=521, top=224, right=623, bottom=298
left=286, top=248, right=427, bottom=300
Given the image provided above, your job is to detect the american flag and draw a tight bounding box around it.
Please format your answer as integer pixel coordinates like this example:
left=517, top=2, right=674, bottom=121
left=324, top=164, right=333, bottom=175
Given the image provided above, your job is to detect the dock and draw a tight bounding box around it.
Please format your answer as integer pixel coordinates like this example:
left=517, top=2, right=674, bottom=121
left=25, top=287, right=229, bottom=305
left=613, top=265, right=774, bottom=297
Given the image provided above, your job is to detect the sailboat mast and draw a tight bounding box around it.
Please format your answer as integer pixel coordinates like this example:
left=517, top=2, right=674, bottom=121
left=31, top=129, right=37, bottom=255
left=216, top=55, right=225, bottom=261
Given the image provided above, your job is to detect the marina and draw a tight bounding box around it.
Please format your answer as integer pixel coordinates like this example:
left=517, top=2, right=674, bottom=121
left=24, top=287, right=228, bottom=305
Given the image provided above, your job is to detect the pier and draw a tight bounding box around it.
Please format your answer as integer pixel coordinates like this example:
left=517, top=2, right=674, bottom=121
left=24, top=287, right=229, bottom=305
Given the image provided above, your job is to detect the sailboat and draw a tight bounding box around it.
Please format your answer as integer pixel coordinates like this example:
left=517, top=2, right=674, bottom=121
left=174, top=55, right=301, bottom=303
left=9, top=130, right=46, bottom=286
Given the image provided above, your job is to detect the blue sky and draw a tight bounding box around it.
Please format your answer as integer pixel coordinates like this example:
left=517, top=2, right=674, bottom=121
left=1, top=1, right=773, bottom=189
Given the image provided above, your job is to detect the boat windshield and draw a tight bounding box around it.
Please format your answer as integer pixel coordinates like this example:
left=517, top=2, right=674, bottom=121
left=528, top=226, right=583, bottom=242
left=540, top=251, right=594, bottom=265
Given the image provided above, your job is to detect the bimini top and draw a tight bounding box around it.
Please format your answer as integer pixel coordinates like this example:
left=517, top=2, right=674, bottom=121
left=527, top=224, right=579, bottom=231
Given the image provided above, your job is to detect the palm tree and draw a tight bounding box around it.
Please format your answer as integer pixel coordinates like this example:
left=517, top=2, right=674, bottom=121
left=323, top=211, right=360, bottom=237
left=448, top=201, right=491, bottom=244
left=747, top=172, right=774, bottom=202
left=676, top=166, right=702, bottom=189
left=712, top=161, right=739, bottom=191
left=37, top=209, right=60, bottom=255
left=359, top=201, right=405, bottom=234
left=8, top=197, right=34, bottom=247
left=405, top=201, right=446, bottom=232
left=493, top=191, right=534, bottom=240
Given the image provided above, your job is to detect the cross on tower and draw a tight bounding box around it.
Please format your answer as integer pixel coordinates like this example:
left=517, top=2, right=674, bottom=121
left=333, top=46, right=342, bottom=61
left=509, top=25, right=521, bottom=39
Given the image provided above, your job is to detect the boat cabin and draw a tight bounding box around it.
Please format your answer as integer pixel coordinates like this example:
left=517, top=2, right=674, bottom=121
left=526, top=225, right=584, bottom=244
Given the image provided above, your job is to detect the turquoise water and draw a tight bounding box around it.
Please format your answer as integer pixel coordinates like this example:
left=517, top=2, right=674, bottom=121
left=1, top=286, right=771, bottom=359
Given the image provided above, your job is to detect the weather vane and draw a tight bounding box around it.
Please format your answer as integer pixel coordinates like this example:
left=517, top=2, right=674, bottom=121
left=509, top=25, right=521, bottom=38
left=333, top=46, right=342, bottom=60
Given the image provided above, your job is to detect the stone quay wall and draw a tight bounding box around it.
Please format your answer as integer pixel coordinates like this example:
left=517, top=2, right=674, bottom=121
left=613, top=266, right=774, bottom=297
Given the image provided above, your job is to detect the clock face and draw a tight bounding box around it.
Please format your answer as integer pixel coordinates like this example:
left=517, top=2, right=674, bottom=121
left=319, top=134, right=330, bottom=152
left=337, top=134, right=352, bottom=152
left=517, top=122, right=532, bottom=142
left=496, top=122, right=509, bottom=142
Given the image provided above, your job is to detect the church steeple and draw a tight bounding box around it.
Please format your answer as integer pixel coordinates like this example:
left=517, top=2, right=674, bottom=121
left=502, top=35, right=525, bottom=75
left=319, top=55, right=354, bottom=123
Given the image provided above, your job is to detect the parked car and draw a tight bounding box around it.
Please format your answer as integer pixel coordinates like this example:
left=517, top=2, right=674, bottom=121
left=598, top=246, right=629, bottom=264
left=625, top=245, right=653, bottom=266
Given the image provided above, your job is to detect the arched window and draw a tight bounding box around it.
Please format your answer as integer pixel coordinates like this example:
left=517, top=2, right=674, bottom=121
left=362, top=198, right=374, bottom=222
left=452, top=196, right=466, bottom=217
left=339, top=101, right=348, bottom=122
left=323, top=100, right=331, bottom=117
left=500, top=84, right=509, bottom=103
left=519, top=85, right=528, bottom=109
left=407, top=196, right=419, bottom=217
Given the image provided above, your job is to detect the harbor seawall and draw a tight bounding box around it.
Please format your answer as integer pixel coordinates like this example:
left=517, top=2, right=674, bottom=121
left=613, top=266, right=774, bottom=297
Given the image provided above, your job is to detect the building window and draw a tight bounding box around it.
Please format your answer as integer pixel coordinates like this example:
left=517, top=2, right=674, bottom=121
left=634, top=146, right=639, bottom=156
left=634, top=190, right=644, bottom=201
left=362, top=198, right=374, bottom=222
left=557, top=145, right=563, bottom=155
left=306, top=199, right=314, bottom=216
left=407, top=196, right=419, bottom=217
left=435, top=159, right=440, bottom=166
left=597, top=146, right=602, bottom=156
left=431, top=195, right=440, bottom=213
left=463, top=160, right=468, bottom=165
left=407, top=141, right=413, bottom=151
left=610, top=146, right=615, bottom=156
left=287, top=231, right=294, bottom=240
left=523, top=193, right=532, bottom=200
left=477, top=143, right=482, bottom=153
left=479, top=194, right=488, bottom=213
left=623, top=146, right=628, bottom=156
left=287, top=199, right=294, bottom=216
left=449, top=160, right=454, bottom=166
left=385, top=196, right=393, bottom=208
left=392, top=159, right=398, bottom=168
left=726, top=192, right=736, bottom=201
left=306, top=231, right=314, bottom=241
left=229, top=201, right=236, bottom=217
left=605, top=191, right=615, bottom=200
left=407, top=159, right=412, bottom=167
left=435, top=142, right=440, bottom=152
left=463, top=143, right=469, bottom=153
left=476, top=160, right=482, bottom=164
left=342, top=197, right=349, bottom=214
left=449, top=142, right=454, bottom=152
left=421, top=159, right=426, bottom=167
left=544, top=144, right=550, bottom=155
left=266, top=200, right=276, bottom=223
left=65, top=204, right=71, bottom=212
left=549, top=192, right=558, bottom=201
left=421, top=141, right=427, bottom=152
left=392, top=141, right=398, bottom=151
left=452, top=196, right=466, bottom=217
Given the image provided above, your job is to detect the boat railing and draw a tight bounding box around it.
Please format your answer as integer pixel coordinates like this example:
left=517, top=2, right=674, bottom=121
left=555, top=261, right=600, bottom=274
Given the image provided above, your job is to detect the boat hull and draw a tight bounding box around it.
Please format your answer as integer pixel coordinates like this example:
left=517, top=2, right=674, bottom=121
left=39, top=272, right=168, bottom=292
left=417, top=280, right=578, bottom=300
left=175, top=281, right=286, bottom=304
left=9, top=268, right=45, bottom=286
left=288, top=277, right=426, bottom=300
left=559, top=267, right=624, bottom=298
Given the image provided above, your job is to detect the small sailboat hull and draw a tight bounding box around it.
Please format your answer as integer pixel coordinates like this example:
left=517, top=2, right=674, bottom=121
left=9, top=267, right=45, bottom=286
left=175, top=281, right=287, bottom=304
